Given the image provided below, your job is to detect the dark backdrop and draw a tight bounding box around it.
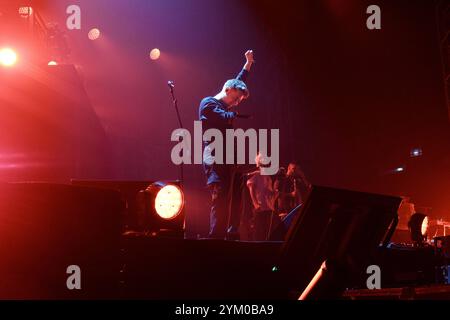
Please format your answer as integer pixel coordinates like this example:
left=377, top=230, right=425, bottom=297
left=0, top=0, right=448, bottom=236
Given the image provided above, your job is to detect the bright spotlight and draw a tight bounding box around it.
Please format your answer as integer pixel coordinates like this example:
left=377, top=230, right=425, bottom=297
left=154, top=184, right=184, bottom=220
left=136, top=181, right=185, bottom=237
left=408, top=213, right=429, bottom=246
left=150, top=48, right=161, bottom=60
left=421, top=216, right=429, bottom=236
left=18, top=6, right=33, bottom=18
left=48, top=61, right=58, bottom=66
left=410, top=148, right=423, bottom=158
left=395, top=167, right=405, bottom=173
left=88, top=28, right=101, bottom=41
left=0, top=48, right=17, bottom=67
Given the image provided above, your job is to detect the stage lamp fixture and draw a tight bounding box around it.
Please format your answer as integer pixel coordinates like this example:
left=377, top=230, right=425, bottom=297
left=136, top=181, right=185, bottom=237
left=154, top=184, right=184, bottom=219
left=150, top=48, right=161, bottom=60
left=408, top=213, right=429, bottom=246
left=88, top=28, right=101, bottom=40
left=18, top=6, right=33, bottom=18
left=410, top=148, right=423, bottom=158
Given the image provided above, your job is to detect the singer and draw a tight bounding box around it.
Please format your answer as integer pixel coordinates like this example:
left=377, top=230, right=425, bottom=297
left=198, top=50, right=255, bottom=239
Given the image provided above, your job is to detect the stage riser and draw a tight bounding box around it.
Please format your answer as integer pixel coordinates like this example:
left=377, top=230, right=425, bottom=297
left=0, top=183, right=124, bottom=299
left=121, top=236, right=284, bottom=299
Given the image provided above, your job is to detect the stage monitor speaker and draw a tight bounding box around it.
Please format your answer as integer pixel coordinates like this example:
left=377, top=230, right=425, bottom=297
left=277, top=185, right=401, bottom=299
left=71, top=180, right=185, bottom=235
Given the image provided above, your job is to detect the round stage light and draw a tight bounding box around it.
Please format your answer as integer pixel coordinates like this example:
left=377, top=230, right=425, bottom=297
left=154, top=184, right=184, bottom=220
left=48, top=61, right=58, bottom=66
left=408, top=213, right=429, bottom=245
left=18, top=6, right=33, bottom=18
left=0, top=48, right=17, bottom=67
left=136, top=181, right=185, bottom=236
left=88, top=28, right=101, bottom=40
left=149, top=48, right=161, bottom=60
left=421, top=216, right=429, bottom=236
left=410, top=148, right=423, bottom=158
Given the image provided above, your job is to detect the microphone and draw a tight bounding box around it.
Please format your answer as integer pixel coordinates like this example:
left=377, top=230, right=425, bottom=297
left=167, top=81, right=175, bottom=89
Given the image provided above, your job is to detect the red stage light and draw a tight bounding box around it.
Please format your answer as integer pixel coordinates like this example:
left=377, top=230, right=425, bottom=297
left=0, top=48, right=17, bottom=67
left=18, top=6, right=33, bottom=18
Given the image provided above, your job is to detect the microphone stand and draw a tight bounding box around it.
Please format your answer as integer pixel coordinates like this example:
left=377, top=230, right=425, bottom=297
left=168, top=81, right=184, bottom=187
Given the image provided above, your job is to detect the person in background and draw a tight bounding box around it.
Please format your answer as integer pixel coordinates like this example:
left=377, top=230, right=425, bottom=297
left=397, top=196, right=416, bottom=231
left=391, top=196, right=417, bottom=243
left=274, top=161, right=311, bottom=217
left=246, top=153, right=279, bottom=241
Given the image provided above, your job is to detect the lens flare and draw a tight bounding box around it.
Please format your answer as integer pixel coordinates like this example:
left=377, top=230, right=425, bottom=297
left=0, top=48, right=17, bottom=67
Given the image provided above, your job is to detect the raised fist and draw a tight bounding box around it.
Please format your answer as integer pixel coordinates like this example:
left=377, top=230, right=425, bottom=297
left=245, top=50, right=255, bottom=64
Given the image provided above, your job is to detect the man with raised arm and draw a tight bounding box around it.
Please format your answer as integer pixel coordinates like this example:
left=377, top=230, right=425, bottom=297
left=199, top=50, right=255, bottom=239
